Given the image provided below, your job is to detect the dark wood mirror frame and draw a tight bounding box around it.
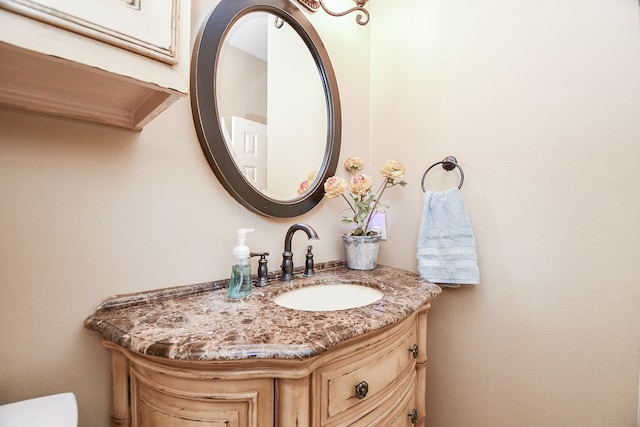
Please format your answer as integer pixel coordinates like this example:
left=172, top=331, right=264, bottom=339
left=190, top=0, right=341, bottom=218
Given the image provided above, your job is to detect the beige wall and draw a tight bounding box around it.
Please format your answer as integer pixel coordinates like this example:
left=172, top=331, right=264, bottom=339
left=371, top=0, right=640, bottom=425
left=0, top=2, right=369, bottom=425
left=1, top=1, right=638, bottom=427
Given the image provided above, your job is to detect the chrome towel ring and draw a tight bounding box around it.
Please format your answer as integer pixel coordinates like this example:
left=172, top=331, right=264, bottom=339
left=421, top=156, right=465, bottom=192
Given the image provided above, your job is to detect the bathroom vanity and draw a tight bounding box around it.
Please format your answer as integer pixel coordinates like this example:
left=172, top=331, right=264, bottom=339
left=84, top=263, right=441, bottom=426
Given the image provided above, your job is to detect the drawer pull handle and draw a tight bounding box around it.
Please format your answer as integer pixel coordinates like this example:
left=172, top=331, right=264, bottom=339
left=355, top=381, right=369, bottom=399
left=408, top=408, right=418, bottom=424
left=409, top=343, right=418, bottom=358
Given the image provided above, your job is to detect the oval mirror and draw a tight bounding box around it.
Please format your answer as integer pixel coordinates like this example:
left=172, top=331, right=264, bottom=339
left=191, top=0, right=341, bottom=218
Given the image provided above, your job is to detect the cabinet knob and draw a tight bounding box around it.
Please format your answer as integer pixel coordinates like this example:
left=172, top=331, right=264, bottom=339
left=408, top=408, right=418, bottom=424
left=355, top=381, right=369, bottom=399
left=409, top=343, right=418, bottom=359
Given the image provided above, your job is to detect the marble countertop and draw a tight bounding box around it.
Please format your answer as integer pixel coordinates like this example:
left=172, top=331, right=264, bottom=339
left=84, top=262, right=441, bottom=361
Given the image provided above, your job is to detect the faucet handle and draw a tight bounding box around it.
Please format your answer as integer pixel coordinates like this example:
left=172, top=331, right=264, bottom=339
left=304, top=246, right=315, bottom=277
left=250, top=252, right=270, bottom=287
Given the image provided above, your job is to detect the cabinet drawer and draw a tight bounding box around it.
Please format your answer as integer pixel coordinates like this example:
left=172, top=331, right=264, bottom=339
left=316, top=321, right=417, bottom=425
left=383, top=373, right=418, bottom=427
left=346, top=370, right=416, bottom=427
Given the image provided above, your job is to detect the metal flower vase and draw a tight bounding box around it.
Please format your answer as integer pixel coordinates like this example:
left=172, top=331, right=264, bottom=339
left=342, top=235, right=382, bottom=270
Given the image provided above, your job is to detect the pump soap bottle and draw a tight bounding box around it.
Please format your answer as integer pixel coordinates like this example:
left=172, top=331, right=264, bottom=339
left=228, top=228, right=255, bottom=299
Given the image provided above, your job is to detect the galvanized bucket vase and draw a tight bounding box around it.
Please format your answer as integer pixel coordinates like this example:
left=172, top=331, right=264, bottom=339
left=342, top=235, right=382, bottom=270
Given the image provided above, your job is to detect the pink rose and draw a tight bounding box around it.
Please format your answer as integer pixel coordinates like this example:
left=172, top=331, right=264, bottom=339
left=350, top=174, right=373, bottom=196
left=324, top=176, right=348, bottom=198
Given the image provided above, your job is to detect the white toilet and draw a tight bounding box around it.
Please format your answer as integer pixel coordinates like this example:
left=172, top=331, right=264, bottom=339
left=0, top=393, right=77, bottom=427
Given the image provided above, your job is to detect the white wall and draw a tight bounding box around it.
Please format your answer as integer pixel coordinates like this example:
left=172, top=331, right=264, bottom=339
left=268, top=17, right=328, bottom=199
left=0, top=2, right=369, bottom=425
left=371, top=0, right=640, bottom=425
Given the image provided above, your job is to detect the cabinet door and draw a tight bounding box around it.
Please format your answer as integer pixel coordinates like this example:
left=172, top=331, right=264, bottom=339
left=131, top=375, right=274, bottom=427
left=0, top=0, right=179, bottom=63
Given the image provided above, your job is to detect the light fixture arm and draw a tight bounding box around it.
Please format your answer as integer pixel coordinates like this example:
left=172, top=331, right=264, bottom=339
left=318, top=0, right=369, bottom=25
left=295, top=0, right=370, bottom=26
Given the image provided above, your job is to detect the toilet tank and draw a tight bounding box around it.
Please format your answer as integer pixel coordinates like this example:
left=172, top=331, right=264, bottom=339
left=0, top=392, right=77, bottom=427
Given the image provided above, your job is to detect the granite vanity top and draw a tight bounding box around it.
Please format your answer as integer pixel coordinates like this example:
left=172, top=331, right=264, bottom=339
left=84, top=262, right=441, bottom=361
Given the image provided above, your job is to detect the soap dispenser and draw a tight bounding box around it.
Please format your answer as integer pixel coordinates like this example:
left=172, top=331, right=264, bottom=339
left=228, top=228, right=255, bottom=299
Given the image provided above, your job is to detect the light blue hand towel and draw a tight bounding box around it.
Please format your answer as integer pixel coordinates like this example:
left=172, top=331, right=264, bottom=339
left=417, top=188, right=479, bottom=287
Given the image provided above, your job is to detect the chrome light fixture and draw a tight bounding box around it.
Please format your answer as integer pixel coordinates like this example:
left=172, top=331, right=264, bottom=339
left=295, top=0, right=370, bottom=26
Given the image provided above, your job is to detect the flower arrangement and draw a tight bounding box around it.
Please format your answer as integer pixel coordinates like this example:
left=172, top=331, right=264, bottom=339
left=324, top=156, right=407, bottom=236
left=297, top=171, right=317, bottom=195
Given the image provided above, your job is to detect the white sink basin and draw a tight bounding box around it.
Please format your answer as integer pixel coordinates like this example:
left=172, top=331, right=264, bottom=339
left=273, top=283, right=383, bottom=312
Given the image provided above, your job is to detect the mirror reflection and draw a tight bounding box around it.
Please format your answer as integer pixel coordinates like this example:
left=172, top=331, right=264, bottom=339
left=216, top=12, right=327, bottom=201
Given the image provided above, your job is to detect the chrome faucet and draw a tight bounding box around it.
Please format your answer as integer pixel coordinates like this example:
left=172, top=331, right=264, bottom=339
left=281, top=223, right=319, bottom=281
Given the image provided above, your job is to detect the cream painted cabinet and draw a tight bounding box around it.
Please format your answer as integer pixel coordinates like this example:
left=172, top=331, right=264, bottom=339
left=0, top=0, right=190, bottom=130
left=103, top=306, right=430, bottom=427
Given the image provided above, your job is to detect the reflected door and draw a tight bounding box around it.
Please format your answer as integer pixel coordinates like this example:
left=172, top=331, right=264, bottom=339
left=231, top=116, right=268, bottom=192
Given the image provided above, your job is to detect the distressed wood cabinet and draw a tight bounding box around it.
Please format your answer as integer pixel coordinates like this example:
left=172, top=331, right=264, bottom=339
left=0, top=0, right=190, bottom=130
left=104, top=305, right=430, bottom=426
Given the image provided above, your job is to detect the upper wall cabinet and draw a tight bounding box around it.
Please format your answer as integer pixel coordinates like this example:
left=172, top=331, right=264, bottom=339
left=0, top=0, right=190, bottom=131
